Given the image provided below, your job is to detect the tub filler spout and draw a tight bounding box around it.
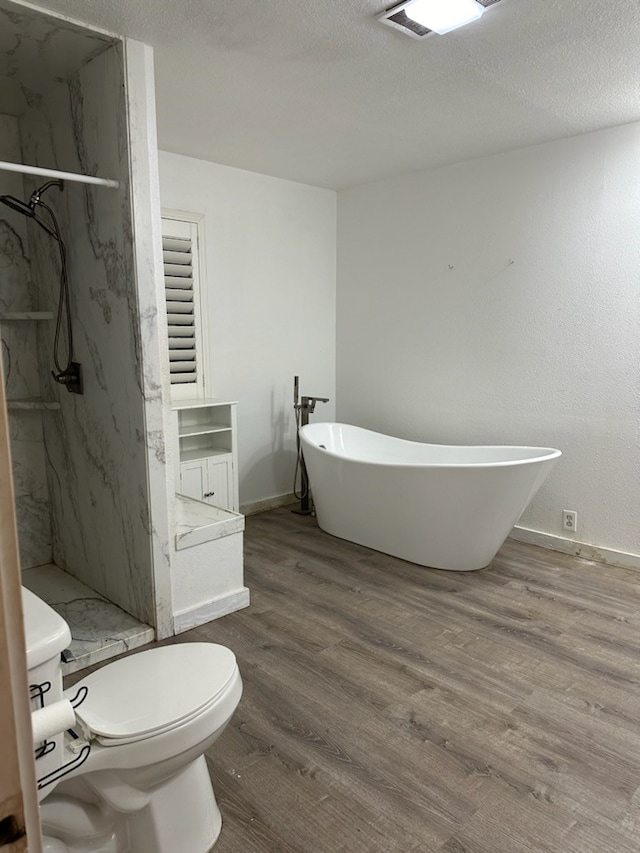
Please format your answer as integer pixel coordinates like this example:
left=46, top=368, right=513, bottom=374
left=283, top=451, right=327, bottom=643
left=292, top=376, right=330, bottom=516
left=301, top=395, right=329, bottom=415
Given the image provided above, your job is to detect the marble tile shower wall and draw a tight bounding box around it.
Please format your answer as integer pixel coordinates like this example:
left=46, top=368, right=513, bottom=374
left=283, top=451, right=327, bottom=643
left=0, top=113, right=52, bottom=568
left=17, top=43, right=156, bottom=626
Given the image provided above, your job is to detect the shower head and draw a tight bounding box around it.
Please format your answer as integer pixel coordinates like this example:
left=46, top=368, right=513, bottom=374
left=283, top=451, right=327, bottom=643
left=0, top=179, right=63, bottom=219
left=0, top=194, right=36, bottom=217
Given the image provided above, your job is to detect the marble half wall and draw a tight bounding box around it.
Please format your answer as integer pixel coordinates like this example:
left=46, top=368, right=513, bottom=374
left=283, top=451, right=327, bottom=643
left=0, top=113, right=52, bottom=568
left=123, top=39, right=176, bottom=639
left=18, top=40, right=159, bottom=626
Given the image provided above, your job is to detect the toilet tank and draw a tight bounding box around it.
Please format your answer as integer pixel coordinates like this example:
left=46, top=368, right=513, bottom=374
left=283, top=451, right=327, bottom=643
left=22, top=588, right=72, bottom=791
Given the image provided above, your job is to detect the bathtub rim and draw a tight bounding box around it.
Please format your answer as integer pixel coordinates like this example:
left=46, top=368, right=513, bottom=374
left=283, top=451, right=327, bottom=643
left=299, top=422, right=562, bottom=469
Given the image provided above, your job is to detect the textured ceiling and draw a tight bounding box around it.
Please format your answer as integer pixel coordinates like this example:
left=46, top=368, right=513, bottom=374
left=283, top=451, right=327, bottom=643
left=5, top=0, right=640, bottom=189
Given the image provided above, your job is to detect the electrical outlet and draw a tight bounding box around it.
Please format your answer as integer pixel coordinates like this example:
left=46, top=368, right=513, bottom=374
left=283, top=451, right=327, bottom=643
left=563, top=510, right=577, bottom=532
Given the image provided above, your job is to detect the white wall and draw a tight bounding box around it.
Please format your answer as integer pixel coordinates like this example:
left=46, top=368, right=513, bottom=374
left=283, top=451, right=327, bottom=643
left=337, top=122, right=640, bottom=559
left=159, top=152, right=337, bottom=508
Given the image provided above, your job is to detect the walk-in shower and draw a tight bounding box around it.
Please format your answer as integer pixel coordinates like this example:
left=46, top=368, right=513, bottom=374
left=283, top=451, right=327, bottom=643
left=0, top=179, right=82, bottom=393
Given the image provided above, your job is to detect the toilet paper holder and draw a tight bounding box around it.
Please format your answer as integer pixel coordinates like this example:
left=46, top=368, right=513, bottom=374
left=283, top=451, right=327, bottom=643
left=30, top=681, right=55, bottom=760
left=30, top=683, right=92, bottom=792
left=30, top=683, right=89, bottom=757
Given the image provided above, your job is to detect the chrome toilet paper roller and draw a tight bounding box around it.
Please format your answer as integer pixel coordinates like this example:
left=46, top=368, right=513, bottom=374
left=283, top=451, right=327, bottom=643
left=31, top=699, right=76, bottom=744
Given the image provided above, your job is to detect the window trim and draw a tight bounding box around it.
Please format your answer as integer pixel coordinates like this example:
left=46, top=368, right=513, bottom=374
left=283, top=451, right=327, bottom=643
left=161, top=208, right=209, bottom=400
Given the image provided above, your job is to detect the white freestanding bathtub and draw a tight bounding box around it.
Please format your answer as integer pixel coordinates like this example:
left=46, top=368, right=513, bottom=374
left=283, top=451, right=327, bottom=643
left=299, top=423, right=561, bottom=572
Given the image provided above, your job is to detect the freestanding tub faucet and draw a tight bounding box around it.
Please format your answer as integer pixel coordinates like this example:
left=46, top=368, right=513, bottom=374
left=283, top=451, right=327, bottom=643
left=292, top=376, right=329, bottom=514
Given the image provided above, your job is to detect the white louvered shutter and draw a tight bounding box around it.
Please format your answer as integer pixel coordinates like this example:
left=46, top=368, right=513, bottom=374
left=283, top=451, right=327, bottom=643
left=161, top=217, right=205, bottom=398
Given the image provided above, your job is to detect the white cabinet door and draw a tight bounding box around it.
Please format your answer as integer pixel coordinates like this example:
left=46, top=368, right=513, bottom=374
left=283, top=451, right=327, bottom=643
left=205, top=458, right=231, bottom=509
left=180, top=459, right=208, bottom=501
left=179, top=456, right=234, bottom=510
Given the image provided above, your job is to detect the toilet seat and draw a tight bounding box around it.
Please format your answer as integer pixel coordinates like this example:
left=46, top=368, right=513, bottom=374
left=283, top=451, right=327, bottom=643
left=73, top=643, right=238, bottom=746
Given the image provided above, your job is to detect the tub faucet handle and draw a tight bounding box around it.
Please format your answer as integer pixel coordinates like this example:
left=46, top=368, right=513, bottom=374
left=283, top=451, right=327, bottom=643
left=301, top=395, right=329, bottom=414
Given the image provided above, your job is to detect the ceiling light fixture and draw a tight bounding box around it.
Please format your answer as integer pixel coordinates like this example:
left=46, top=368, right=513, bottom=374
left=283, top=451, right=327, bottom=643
left=403, top=0, right=484, bottom=34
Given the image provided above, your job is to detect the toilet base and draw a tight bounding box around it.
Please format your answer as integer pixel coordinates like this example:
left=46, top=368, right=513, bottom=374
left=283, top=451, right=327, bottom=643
left=41, top=756, right=222, bottom=853
left=42, top=834, right=117, bottom=853
left=128, top=757, right=222, bottom=853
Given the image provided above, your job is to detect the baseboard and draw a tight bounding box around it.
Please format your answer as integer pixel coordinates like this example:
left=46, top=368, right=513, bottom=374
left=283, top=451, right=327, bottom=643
left=173, top=587, right=251, bottom=634
left=240, top=492, right=296, bottom=516
left=510, top=526, right=640, bottom=572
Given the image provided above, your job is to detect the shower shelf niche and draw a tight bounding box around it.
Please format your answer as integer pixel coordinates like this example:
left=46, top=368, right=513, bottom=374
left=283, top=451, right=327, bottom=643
left=0, top=312, right=54, bottom=321
left=1, top=314, right=59, bottom=410
left=7, top=398, right=61, bottom=411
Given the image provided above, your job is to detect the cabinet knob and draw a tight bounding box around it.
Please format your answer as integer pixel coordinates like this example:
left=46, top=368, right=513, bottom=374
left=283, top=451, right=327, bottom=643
left=204, top=491, right=215, bottom=498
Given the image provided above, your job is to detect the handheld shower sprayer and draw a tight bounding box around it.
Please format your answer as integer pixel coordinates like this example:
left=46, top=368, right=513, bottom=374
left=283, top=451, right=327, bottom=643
left=0, top=194, right=35, bottom=218
left=0, top=179, right=82, bottom=394
left=0, top=179, right=62, bottom=238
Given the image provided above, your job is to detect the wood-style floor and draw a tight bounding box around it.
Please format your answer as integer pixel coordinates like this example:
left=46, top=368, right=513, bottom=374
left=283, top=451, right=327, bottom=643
left=183, top=508, right=640, bottom=852
left=73, top=507, right=640, bottom=851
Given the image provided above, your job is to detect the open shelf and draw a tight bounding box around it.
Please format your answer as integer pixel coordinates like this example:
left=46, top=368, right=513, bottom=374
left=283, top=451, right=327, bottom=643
left=175, top=400, right=235, bottom=457
left=178, top=424, right=232, bottom=439
left=180, top=447, right=233, bottom=463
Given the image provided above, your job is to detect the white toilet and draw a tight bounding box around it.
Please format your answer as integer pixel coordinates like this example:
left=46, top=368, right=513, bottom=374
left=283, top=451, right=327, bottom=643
left=22, top=587, right=242, bottom=853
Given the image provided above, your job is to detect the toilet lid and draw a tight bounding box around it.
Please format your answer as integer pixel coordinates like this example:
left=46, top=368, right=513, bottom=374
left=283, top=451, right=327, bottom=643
left=74, top=643, right=238, bottom=741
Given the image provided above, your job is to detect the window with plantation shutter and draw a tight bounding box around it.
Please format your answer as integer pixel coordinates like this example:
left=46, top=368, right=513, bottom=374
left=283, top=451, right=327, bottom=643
left=161, top=214, right=207, bottom=399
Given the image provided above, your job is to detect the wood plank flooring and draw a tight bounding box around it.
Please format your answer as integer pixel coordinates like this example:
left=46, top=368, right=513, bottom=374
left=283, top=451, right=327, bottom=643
left=71, top=508, right=640, bottom=851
